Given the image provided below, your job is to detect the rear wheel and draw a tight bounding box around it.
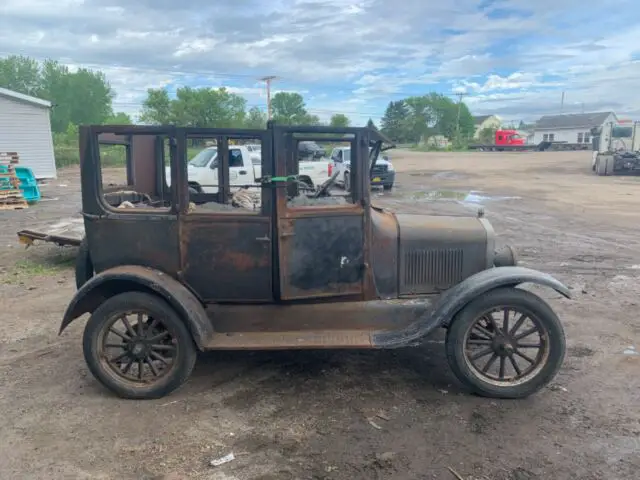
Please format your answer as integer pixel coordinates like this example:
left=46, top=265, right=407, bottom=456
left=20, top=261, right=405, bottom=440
left=82, top=291, right=197, bottom=399
left=445, top=287, right=565, bottom=399
left=344, top=171, right=351, bottom=192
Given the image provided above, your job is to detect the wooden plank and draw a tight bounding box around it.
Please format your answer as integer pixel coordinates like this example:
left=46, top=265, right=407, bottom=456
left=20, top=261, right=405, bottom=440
left=0, top=203, right=27, bottom=210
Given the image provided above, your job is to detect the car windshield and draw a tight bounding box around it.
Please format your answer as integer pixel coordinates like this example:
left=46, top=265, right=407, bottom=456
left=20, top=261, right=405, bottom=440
left=342, top=149, right=351, bottom=162
left=189, top=148, right=217, bottom=167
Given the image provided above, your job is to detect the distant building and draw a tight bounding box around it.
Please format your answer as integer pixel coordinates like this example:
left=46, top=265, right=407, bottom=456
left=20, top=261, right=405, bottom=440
left=472, top=115, right=501, bottom=139
left=424, top=134, right=450, bottom=149
left=0, top=87, right=56, bottom=179
left=533, top=112, right=617, bottom=146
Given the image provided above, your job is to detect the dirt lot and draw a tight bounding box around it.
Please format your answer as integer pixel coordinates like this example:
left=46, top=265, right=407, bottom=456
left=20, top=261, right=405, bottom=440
left=0, top=150, right=638, bottom=480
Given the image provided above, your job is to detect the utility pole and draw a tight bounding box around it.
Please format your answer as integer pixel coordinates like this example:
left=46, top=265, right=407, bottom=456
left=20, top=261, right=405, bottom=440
left=260, top=76, right=277, bottom=119
left=560, top=91, right=565, bottom=112
left=454, top=92, right=468, bottom=137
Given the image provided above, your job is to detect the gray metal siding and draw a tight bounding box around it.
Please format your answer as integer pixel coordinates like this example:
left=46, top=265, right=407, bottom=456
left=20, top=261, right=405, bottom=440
left=0, top=96, right=56, bottom=179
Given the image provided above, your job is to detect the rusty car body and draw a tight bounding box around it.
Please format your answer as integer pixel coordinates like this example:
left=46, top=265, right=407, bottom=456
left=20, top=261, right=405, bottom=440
left=60, top=122, right=570, bottom=400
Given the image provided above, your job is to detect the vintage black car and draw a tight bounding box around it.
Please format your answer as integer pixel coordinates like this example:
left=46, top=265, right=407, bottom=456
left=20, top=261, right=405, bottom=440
left=59, top=122, right=569, bottom=400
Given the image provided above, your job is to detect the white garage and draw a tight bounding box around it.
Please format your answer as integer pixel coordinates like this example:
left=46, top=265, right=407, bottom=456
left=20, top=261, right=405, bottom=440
left=532, top=112, right=617, bottom=146
left=0, top=86, right=56, bottom=179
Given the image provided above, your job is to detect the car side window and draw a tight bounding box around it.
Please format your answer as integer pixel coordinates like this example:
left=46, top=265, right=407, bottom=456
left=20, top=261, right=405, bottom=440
left=230, top=149, right=243, bottom=168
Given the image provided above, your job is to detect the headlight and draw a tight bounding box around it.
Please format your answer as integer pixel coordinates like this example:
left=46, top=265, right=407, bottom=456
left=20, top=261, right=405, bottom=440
left=387, top=163, right=395, bottom=172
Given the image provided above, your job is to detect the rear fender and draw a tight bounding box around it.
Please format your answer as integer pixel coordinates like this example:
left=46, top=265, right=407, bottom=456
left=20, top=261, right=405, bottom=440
left=59, top=265, right=212, bottom=350
left=373, top=266, right=571, bottom=348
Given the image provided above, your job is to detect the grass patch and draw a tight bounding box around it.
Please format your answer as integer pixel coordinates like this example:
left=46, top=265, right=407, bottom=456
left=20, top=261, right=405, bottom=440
left=2, top=254, right=75, bottom=285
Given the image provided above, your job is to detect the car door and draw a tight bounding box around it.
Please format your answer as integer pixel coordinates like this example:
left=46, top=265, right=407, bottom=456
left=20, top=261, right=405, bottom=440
left=229, top=147, right=253, bottom=191
left=273, top=128, right=369, bottom=300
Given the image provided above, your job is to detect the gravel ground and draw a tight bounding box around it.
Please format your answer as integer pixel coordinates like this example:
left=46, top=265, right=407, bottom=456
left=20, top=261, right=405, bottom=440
left=0, top=150, right=638, bottom=480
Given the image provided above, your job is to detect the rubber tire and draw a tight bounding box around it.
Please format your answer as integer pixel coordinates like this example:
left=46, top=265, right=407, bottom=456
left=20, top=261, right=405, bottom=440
left=82, top=291, right=197, bottom=399
left=445, top=287, right=566, bottom=399
left=596, top=157, right=609, bottom=176
left=383, top=183, right=393, bottom=191
left=75, top=237, right=94, bottom=290
left=344, top=171, right=350, bottom=192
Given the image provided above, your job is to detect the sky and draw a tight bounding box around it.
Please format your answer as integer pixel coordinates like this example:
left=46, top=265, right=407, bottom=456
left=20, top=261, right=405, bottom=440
left=2, top=0, right=640, bottom=125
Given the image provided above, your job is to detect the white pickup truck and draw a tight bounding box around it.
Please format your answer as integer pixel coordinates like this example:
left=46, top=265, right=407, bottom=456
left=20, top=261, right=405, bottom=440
left=166, top=145, right=333, bottom=193
left=330, top=146, right=396, bottom=191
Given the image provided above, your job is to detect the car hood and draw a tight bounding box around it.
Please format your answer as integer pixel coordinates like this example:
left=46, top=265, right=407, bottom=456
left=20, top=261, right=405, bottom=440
left=342, top=157, right=392, bottom=167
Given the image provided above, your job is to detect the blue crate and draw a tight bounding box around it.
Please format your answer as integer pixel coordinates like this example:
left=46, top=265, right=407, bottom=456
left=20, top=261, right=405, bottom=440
left=0, top=165, right=40, bottom=202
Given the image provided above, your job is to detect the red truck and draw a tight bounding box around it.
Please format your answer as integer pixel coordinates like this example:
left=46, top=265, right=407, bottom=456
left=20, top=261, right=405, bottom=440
left=469, top=129, right=590, bottom=152
left=469, top=129, right=551, bottom=151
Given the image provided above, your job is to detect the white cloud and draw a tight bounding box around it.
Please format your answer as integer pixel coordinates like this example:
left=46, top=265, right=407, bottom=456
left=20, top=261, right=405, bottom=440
left=0, top=0, right=639, bottom=123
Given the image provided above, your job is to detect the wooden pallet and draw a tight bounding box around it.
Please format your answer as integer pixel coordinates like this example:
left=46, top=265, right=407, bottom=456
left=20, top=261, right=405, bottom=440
left=0, top=152, right=27, bottom=210
left=0, top=152, right=19, bottom=164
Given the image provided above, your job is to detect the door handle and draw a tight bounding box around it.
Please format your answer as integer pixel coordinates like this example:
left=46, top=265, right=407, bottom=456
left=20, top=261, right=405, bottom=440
left=281, top=232, right=295, bottom=237
left=239, top=170, right=247, bottom=175
left=255, top=235, right=270, bottom=242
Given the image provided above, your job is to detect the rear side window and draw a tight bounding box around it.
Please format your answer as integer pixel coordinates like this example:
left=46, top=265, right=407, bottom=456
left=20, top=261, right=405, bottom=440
left=230, top=149, right=243, bottom=168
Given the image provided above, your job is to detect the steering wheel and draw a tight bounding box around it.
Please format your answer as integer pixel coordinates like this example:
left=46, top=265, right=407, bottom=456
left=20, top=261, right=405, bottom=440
left=311, top=169, right=340, bottom=198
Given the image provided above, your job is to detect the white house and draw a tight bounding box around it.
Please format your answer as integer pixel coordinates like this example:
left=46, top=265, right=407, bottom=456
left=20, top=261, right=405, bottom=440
left=532, top=112, right=617, bottom=146
left=0, top=87, right=56, bottom=179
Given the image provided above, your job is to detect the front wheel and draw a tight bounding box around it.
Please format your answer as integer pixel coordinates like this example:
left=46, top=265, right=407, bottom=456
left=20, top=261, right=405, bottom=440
left=445, top=287, right=565, bottom=399
left=82, top=291, right=197, bottom=399
left=344, top=172, right=350, bottom=192
left=596, top=156, right=610, bottom=176
left=383, top=183, right=393, bottom=191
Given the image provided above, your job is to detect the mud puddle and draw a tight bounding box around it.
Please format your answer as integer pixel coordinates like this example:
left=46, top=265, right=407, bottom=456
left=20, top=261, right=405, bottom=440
left=399, top=189, right=521, bottom=204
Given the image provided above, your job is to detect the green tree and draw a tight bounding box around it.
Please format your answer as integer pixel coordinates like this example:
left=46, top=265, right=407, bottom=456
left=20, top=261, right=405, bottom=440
left=244, top=106, right=267, bottom=129
left=367, top=118, right=376, bottom=129
left=426, top=93, right=474, bottom=141
left=140, top=88, right=172, bottom=124
left=0, top=55, right=115, bottom=132
left=170, top=87, right=246, bottom=127
left=45, top=63, right=114, bottom=132
left=478, top=126, right=498, bottom=144
left=0, top=55, right=41, bottom=96
left=140, top=87, right=247, bottom=127
left=302, top=113, right=321, bottom=125
left=271, top=92, right=309, bottom=124
left=105, top=112, right=133, bottom=124
left=380, top=100, right=410, bottom=143
left=404, top=95, right=435, bottom=143
left=330, top=113, right=350, bottom=128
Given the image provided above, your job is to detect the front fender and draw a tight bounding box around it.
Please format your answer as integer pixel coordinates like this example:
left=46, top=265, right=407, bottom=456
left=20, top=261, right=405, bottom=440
left=59, top=265, right=212, bottom=350
left=372, top=266, right=571, bottom=348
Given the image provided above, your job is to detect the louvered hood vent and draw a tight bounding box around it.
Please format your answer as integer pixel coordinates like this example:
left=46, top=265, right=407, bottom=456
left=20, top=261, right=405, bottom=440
left=396, top=214, right=495, bottom=295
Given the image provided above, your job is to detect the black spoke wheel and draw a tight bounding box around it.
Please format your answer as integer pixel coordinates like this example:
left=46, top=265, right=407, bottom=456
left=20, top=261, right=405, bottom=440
left=82, top=292, right=197, bottom=399
left=445, top=287, right=565, bottom=399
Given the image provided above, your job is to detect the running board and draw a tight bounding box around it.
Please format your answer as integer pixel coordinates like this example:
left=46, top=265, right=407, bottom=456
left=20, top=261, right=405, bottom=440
left=205, top=330, right=375, bottom=350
